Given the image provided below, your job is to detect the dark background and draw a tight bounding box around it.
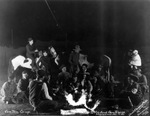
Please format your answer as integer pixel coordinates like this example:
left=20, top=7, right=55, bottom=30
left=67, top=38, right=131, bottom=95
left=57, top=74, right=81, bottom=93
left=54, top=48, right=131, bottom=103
left=0, top=0, right=150, bottom=47
left=0, top=0, right=150, bottom=73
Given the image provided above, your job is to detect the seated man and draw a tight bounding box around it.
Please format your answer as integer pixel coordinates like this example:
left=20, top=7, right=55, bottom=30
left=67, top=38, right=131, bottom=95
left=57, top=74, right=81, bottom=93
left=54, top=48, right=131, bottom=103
left=120, top=74, right=142, bottom=107
left=26, top=37, right=38, bottom=68
left=57, top=65, right=71, bottom=90
left=17, top=70, right=30, bottom=99
left=29, top=70, right=65, bottom=113
left=1, top=75, right=17, bottom=104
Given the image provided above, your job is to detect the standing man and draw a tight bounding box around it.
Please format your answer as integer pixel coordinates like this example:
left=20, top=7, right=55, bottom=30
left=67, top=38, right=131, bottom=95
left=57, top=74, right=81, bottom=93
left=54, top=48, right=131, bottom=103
left=69, top=45, right=81, bottom=76
left=26, top=37, right=38, bottom=68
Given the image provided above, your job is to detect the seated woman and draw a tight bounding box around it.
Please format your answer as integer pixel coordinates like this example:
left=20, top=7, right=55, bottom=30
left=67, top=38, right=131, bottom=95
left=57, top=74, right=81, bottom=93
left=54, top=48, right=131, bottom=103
left=1, top=75, right=17, bottom=104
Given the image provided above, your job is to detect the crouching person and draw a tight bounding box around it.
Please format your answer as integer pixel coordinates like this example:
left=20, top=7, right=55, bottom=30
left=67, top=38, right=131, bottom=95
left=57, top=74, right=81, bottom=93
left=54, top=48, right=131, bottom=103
left=29, top=70, right=65, bottom=113
left=1, top=75, right=17, bottom=104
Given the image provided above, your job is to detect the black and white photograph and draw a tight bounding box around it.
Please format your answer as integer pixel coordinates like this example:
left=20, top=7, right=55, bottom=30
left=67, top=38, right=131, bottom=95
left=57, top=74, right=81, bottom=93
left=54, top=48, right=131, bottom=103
left=0, top=0, right=149, bottom=116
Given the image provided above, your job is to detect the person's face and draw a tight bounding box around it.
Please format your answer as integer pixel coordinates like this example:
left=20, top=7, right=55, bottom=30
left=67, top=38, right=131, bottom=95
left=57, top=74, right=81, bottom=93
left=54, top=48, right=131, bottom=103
left=62, top=67, right=66, bottom=72
left=128, top=77, right=134, bottom=84
left=22, top=73, right=28, bottom=79
left=43, top=52, right=48, bottom=56
left=98, top=65, right=103, bottom=71
left=29, top=40, right=33, bottom=45
left=50, top=47, right=57, bottom=57
left=38, top=51, right=43, bottom=56
left=75, top=46, right=80, bottom=53
left=8, top=77, right=16, bottom=84
left=74, top=76, right=77, bottom=82
left=82, top=65, right=87, bottom=72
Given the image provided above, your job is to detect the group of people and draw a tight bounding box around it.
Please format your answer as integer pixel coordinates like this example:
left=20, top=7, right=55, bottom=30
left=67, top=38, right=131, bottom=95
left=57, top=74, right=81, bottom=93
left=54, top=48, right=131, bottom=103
left=0, top=37, right=149, bottom=113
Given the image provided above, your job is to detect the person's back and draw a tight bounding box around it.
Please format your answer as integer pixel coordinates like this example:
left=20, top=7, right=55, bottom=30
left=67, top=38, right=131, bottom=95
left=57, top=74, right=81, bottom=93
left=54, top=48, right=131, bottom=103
left=29, top=79, right=43, bottom=108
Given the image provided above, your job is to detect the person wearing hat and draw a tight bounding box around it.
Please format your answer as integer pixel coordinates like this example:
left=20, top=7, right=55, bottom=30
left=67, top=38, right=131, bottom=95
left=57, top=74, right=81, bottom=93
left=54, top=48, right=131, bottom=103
left=119, top=74, right=142, bottom=107
left=29, top=70, right=65, bottom=113
left=26, top=37, right=38, bottom=68
left=69, top=44, right=82, bottom=76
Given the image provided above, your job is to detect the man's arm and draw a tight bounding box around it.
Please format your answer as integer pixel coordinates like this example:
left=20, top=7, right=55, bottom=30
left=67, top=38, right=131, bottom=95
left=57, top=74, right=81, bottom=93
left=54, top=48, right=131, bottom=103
left=26, top=45, right=35, bottom=54
left=42, top=82, right=53, bottom=100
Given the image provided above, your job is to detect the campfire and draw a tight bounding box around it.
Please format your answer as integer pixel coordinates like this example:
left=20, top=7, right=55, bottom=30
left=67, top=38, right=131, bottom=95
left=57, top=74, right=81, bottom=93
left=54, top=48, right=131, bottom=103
left=61, top=90, right=100, bottom=115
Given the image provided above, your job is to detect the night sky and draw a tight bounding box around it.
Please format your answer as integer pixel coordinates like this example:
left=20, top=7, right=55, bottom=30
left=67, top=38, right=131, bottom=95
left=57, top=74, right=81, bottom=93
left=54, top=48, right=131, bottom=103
left=0, top=0, right=150, bottom=49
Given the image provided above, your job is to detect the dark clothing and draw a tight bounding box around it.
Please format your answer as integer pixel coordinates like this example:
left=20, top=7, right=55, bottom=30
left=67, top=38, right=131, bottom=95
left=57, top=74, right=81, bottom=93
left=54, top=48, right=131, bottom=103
left=26, top=44, right=36, bottom=66
left=69, top=51, right=80, bottom=75
left=29, top=80, right=64, bottom=113
left=17, top=78, right=29, bottom=97
left=120, top=82, right=142, bottom=106
left=36, top=56, right=51, bottom=74
left=49, top=57, right=60, bottom=86
left=137, top=74, right=148, bottom=96
left=57, top=72, right=71, bottom=90
left=29, top=80, right=43, bottom=107
left=26, top=44, right=36, bottom=58
left=17, top=78, right=29, bottom=92
left=49, top=57, right=59, bottom=74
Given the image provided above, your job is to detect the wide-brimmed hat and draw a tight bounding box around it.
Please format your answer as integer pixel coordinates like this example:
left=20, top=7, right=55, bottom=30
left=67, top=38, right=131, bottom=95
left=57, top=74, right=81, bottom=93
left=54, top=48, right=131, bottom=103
left=28, top=37, right=33, bottom=42
left=128, top=73, right=139, bottom=82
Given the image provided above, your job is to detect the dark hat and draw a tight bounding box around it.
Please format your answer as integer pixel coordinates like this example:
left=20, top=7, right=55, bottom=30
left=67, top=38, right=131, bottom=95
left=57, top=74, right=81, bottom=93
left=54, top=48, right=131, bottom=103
left=59, top=64, right=66, bottom=70
left=22, top=70, right=28, bottom=74
left=129, top=73, right=139, bottom=82
left=82, top=63, right=88, bottom=68
left=28, top=37, right=33, bottom=42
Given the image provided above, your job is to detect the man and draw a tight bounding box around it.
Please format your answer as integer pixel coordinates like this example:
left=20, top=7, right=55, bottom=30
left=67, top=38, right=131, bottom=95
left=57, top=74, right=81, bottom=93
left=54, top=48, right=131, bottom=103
left=17, top=70, right=30, bottom=98
left=37, top=50, right=51, bottom=74
left=77, top=64, right=93, bottom=100
left=48, top=46, right=60, bottom=85
left=1, top=75, right=17, bottom=104
left=26, top=37, right=38, bottom=67
left=57, top=65, right=71, bottom=91
left=29, top=70, right=65, bottom=113
left=120, top=74, right=142, bottom=107
left=69, top=45, right=81, bottom=76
